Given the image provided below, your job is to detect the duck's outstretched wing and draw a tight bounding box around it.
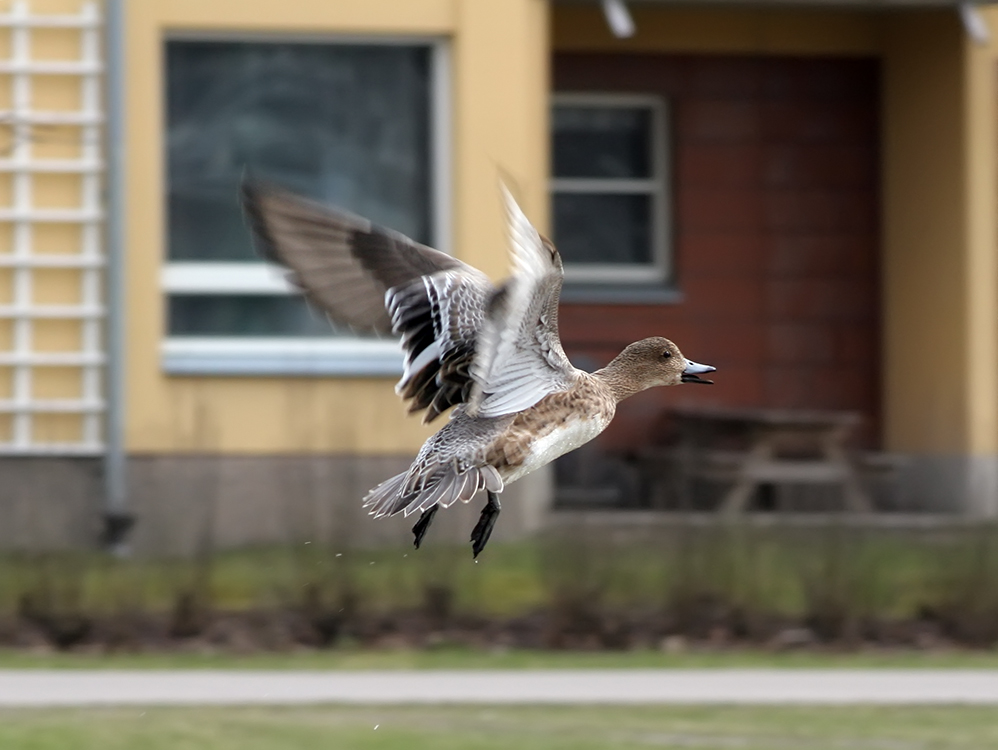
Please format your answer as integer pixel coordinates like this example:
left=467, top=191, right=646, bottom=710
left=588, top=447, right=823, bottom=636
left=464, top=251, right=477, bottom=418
left=242, top=181, right=494, bottom=422
left=468, top=186, right=575, bottom=418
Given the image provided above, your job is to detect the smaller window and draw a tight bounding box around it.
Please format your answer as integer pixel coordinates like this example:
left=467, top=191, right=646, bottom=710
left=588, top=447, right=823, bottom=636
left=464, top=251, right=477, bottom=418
left=551, top=94, right=669, bottom=285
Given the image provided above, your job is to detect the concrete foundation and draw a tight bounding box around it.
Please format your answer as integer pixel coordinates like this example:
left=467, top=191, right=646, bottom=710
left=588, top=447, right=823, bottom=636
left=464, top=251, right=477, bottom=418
left=127, top=454, right=552, bottom=556
left=896, top=454, right=998, bottom=516
left=0, top=458, right=103, bottom=551
left=1, top=450, right=996, bottom=554
left=0, top=455, right=553, bottom=556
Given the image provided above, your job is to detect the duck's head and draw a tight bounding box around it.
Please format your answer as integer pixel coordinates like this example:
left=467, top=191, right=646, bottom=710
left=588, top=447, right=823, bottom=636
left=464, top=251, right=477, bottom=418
left=605, top=337, right=716, bottom=394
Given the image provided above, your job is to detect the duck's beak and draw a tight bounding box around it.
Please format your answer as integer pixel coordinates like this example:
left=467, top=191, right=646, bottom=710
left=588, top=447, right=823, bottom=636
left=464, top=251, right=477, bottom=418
left=681, top=359, right=715, bottom=384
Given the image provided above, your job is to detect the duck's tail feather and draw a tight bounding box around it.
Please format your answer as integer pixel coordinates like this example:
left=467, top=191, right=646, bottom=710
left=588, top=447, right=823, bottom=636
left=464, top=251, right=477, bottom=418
left=362, top=464, right=504, bottom=519
left=361, top=471, right=409, bottom=516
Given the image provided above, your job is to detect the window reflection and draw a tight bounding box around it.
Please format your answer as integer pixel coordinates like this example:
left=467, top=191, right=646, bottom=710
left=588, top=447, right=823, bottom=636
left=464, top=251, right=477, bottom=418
left=169, top=295, right=337, bottom=337
left=553, top=106, right=652, bottom=180
left=165, top=40, right=433, bottom=337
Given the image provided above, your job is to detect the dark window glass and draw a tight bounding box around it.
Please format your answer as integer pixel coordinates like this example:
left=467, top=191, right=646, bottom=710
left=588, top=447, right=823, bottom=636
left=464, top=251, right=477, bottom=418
left=165, top=40, right=432, bottom=338
left=552, top=101, right=663, bottom=276
left=169, top=295, right=337, bottom=337
left=553, top=193, right=652, bottom=266
left=166, top=41, right=432, bottom=263
left=553, top=106, right=651, bottom=179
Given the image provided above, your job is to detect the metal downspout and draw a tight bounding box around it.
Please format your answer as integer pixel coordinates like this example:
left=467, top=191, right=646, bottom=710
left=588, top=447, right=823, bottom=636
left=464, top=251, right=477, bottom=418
left=102, top=0, right=131, bottom=554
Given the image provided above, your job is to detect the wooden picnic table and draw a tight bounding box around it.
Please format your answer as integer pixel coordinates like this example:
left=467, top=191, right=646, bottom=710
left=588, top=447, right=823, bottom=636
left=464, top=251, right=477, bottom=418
left=657, top=405, right=872, bottom=513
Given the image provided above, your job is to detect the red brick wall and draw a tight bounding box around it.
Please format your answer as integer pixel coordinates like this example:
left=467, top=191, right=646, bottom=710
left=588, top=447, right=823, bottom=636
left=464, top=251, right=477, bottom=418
left=554, top=54, right=881, bottom=449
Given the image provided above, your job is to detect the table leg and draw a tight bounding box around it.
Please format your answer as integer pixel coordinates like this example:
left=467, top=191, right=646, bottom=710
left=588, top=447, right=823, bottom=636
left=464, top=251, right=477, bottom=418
left=826, top=442, right=872, bottom=512
left=720, top=442, right=772, bottom=514
left=677, top=438, right=694, bottom=509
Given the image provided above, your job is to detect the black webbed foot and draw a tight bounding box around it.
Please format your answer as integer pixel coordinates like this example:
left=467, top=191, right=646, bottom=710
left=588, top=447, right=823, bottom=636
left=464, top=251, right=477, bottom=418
left=470, top=491, right=501, bottom=558
left=412, top=506, right=438, bottom=549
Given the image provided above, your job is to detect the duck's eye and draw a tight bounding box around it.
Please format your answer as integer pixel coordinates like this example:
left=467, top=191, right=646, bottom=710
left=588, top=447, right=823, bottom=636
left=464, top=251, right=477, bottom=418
left=662, top=350, right=672, bottom=359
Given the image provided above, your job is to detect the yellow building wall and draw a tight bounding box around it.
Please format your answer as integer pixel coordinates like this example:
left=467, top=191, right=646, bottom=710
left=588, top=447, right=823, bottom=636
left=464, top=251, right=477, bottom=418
left=880, top=9, right=998, bottom=477
left=125, top=0, right=550, bottom=453
left=6, top=0, right=985, bottom=466
left=964, top=9, right=998, bottom=461
left=881, top=13, right=969, bottom=454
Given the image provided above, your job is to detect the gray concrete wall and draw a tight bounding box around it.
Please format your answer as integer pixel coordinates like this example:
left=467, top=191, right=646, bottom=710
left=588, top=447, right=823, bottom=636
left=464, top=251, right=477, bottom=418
left=0, top=455, right=552, bottom=556
left=895, top=454, right=998, bottom=516
left=0, top=458, right=103, bottom=551
left=1, top=451, right=995, bottom=554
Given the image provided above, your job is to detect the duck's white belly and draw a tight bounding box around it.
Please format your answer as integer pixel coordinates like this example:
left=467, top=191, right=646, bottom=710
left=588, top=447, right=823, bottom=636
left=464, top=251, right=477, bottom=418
left=503, top=415, right=609, bottom=484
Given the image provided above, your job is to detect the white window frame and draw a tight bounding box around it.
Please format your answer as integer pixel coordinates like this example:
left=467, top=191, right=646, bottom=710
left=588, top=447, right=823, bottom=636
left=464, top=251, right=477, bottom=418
left=160, top=35, right=451, bottom=376
left=551, top=92, right=670, bottom=285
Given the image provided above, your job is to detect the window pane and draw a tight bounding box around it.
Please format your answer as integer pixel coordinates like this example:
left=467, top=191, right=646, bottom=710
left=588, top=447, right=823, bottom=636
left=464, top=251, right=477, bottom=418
left=553, top=106, right=652, bottom=179
left=167, top=41, right=432, bottom=262
left=553, top=193, right=652, bottom=265
left=169, top=295, right=342, bottom=337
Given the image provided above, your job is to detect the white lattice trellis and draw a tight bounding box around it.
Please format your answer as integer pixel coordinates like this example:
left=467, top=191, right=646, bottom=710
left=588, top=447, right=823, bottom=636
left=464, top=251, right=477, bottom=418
left=0, top=1, right=105, bottom=454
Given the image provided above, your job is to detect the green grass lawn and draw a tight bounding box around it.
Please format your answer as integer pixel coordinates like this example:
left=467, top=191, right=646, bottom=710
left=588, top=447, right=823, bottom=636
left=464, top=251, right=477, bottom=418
left=0, top=704, right=995, bottom=750
left=3, top=645, right=998, bottom=670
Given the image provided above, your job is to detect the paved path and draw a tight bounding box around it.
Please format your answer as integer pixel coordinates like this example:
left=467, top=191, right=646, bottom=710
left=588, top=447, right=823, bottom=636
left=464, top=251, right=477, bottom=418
left=1, top=670, right=998, bottom=706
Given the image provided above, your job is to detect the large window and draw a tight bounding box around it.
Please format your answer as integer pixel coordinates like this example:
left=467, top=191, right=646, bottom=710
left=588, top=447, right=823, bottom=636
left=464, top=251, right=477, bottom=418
left=162, top=38, right=447, bottom=375
left=551, top=94, right=669, bottom=286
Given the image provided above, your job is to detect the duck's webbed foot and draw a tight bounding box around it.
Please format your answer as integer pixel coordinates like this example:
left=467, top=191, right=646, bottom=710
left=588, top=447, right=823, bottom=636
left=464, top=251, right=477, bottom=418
left=412, top=506, right=438, bottom=550
left=470, top=491, right=501, bottom=558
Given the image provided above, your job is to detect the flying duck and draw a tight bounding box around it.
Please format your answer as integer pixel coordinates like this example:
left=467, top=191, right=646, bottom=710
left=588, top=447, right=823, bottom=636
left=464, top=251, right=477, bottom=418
left=242, top=182, right=715, bottom=556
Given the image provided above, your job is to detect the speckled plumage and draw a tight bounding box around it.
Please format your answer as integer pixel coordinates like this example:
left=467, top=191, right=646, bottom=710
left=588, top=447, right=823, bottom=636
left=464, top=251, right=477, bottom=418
left=485, top=372, right=616, bottom=484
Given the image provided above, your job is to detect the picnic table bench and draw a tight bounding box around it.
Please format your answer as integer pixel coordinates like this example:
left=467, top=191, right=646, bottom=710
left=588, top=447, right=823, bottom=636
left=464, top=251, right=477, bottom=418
left=639, top=406, right=887, bottom=513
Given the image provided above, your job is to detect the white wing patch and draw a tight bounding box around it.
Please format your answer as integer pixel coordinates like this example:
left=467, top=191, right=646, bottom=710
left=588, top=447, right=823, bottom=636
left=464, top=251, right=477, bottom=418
left=469, top=186, right=574, bottom=418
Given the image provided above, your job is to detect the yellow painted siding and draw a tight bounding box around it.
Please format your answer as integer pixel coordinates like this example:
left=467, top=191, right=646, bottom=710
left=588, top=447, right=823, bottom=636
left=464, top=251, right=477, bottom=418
left=125, top=0, right=551, bottom=454
left=453, top=0, right=550, bottom=282
left=881, top=10, right=998, bottom=458
left=881, top=13, right=967, bottom=454
left=153, top=0, right=455, bottom=35
left=963, top=6, right=998, bottom=457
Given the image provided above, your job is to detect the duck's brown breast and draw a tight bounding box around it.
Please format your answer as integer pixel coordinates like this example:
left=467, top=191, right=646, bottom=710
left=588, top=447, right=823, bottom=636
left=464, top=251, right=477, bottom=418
left=485, top=374, right=616, bottom=483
